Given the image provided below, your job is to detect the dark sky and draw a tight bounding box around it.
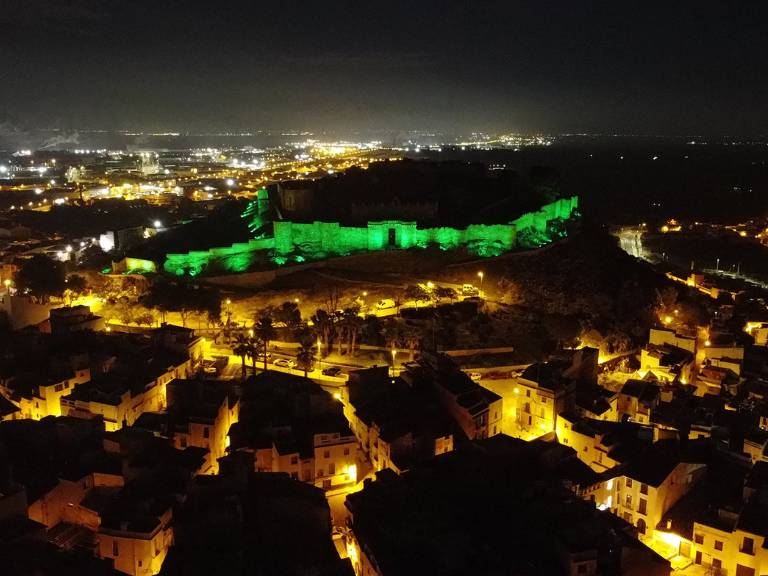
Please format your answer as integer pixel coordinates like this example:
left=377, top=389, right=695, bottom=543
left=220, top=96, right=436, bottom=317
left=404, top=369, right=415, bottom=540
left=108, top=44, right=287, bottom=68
left=1, top=0, right=767, bottom=135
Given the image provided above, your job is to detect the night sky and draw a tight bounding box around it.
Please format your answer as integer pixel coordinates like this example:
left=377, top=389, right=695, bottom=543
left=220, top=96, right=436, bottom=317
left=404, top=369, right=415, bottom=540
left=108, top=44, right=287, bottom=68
left=1, top=0, right=767, bottom=135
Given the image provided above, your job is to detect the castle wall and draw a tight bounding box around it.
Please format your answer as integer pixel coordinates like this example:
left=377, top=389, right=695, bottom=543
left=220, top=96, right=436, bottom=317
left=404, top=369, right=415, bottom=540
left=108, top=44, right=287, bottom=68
left=159, top=196, right=578, bottom=276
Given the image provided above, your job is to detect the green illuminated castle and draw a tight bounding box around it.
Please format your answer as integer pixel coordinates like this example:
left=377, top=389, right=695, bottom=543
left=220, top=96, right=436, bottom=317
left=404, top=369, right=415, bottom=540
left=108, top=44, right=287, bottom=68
left=272, top=195, right=578, bottom=258
left=160, top=194, right=579, bottom=276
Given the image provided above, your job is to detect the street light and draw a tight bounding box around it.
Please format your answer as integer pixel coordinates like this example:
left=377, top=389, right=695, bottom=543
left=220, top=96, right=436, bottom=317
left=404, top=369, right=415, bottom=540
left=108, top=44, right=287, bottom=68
left=477, top=271, right=484, bottom=287
left=391, top=348, right=397, bottom=377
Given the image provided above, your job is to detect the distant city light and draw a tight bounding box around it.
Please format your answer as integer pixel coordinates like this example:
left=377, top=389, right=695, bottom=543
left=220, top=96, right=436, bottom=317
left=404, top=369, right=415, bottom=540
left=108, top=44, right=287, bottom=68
left=154, top=220, right=163, bottom=228
left=226, top=178, right=235, bottom=186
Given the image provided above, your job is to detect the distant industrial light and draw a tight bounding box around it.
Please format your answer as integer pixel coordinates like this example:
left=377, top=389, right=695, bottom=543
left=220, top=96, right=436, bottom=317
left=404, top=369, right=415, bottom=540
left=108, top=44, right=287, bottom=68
left=34, top=188, right=42, bottom=195
left=226, top=178, right=235, bottom=186
left=0, top=166, right=7, bottom=174
left=153, top=220, right=163, bottom=228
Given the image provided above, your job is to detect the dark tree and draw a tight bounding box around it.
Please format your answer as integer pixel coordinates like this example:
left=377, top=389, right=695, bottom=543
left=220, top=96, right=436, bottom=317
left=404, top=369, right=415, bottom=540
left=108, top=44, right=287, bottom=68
left=17, top=255, right=66, bottom=303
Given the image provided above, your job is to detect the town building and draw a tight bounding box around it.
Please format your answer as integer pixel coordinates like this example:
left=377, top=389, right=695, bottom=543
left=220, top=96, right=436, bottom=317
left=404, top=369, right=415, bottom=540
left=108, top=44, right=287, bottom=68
left=344, top=366, right=461, bottom=474
left=231, top=371, right=360, bottom=492
left=401, top=352, right=502, bottom=440
left=346, top=435, right=670, bottom=576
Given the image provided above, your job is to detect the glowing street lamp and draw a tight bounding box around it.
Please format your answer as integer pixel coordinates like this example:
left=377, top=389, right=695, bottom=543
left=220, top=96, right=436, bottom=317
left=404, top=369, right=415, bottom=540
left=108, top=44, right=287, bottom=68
left=391, top=348, right=397, bottom=377
left=477, top=271, right=484, bottom=287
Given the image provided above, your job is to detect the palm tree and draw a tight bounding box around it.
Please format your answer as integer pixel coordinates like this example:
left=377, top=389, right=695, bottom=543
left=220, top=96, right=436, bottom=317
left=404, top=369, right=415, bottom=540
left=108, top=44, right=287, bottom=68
left=403, top=325, right=422, bottom=361
left=343, top=308, right=364, bottom=357
left=311, top=309, right=332, bottom=347
left=246, top=337, right=263, bottom=373
left=254, top=315, right=276, bottom=370
left=295, top=342, right=315, bottom=377
left=382, top=317, right=404, bottom=350
left=334, top=317, right=347, bottom=355
left=232, top=333, right=250, bottom=380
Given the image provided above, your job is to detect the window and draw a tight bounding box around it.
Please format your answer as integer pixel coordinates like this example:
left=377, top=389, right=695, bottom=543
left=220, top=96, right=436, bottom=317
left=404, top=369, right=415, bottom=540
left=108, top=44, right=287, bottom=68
left=324, top=450, right=330, bottom=459
left=623, top=512, right=632, bottom=524
left=638, top=499, right=647, bottom=515
left=180, top=436, right=187, bottom=448
left=526, top=390, right=531, bottom=397
left=640, top=483, right=648, bottom=495
left=138, top=561, right=143, bottom=568
left=203, top=427, right=209, bottom=439
left=637, top=518, right=646, bottom=534
left=625, top=494, right=632, bottom=509
left=694, top=534, right=704, bottom=545
left=741, top=536, right=754, bottom=555
left=715, top=540, right=723, bottom=551
left=290, top=472, right=298, bottom=480
left=290, top=455, right=298, bottom=465
left=344, top=447, right=350, bottom=456
left=317, top=469, right=324, bottom=478
left=329, top=463, right=335, bottom=474
left=736, top=564, right=756, bottom=576
left=113, top=540, right=119, bottom=557
left=713, top=558, right=722, bottom=569
left=626, top=478, right=633, bottom=488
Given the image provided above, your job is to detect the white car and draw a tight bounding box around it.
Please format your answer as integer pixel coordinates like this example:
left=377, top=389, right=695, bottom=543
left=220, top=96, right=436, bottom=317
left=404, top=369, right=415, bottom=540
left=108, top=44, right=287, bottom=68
left=470, top=372, right=482, bottom=381
left=376, top=298, right=396, bottom=310
left=274, top=358, right=296, bottom=369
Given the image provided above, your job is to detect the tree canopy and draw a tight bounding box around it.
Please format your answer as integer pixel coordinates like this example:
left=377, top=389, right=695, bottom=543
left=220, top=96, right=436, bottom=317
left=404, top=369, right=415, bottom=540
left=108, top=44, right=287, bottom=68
left=16, top=255, right=66, bottom=302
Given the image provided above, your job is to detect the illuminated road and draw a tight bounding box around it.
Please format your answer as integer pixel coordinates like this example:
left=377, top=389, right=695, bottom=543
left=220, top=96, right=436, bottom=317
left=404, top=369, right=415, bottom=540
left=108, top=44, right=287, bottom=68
left=616, top=227, right=648, bottom=260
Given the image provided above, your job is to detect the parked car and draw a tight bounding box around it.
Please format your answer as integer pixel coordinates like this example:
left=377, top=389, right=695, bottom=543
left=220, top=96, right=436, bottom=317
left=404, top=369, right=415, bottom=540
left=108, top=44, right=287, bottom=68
left=376, top=298, right=396, bottom=310
left=470, top=372, right=482, bottom=381
left=274, top=358, right=295, bottom=368
left=322, top=366, right=343, bottom=377
left=461, top=284, right=479, bottom=297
